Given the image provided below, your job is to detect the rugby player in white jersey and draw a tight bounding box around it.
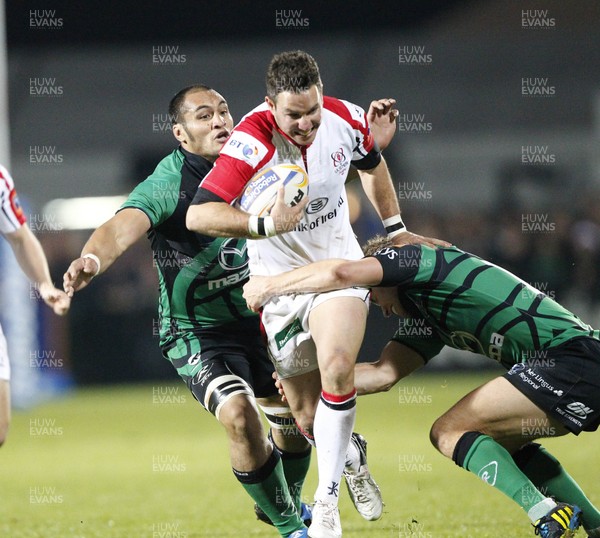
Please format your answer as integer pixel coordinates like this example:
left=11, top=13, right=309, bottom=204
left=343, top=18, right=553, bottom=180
left=186, top=50, right=447, bottom=537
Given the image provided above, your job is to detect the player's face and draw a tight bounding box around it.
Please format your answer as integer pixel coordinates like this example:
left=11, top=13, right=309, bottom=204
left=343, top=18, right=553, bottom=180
left=266, top=85, right=322, bottom=146
left=172, top=89, right=233, bottom=161
left=370, top=287, right=406, bottom=318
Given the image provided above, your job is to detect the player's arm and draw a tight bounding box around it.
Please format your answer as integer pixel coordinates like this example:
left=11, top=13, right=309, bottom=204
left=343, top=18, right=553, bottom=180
left=187, top=184, right=307, bottom=239
left=357, top=159, right=450, bottom=248
left=3, top=225, right=70, bottom=315
left=63, top=208, right=150, bottom=297
left=243, top=256, right=383, bottom=311
left=354, top=340, right=425, bottom=396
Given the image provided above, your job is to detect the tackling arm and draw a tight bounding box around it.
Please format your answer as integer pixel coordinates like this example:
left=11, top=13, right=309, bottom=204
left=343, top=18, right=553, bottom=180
left=354, top=340, right=426, bottom=396
left=63, top=208, right=150, bottom=296
left=358, top=156, right=402, bottom=222
left=359, top=159, right=451, bottom=248
left=243, top=256, right=383, bottom=311
left=186, top=187, right=307, bottom=239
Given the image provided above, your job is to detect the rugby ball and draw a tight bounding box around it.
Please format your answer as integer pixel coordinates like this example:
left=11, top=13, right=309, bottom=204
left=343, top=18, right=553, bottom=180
left=238, top=164, right=309, bottom=216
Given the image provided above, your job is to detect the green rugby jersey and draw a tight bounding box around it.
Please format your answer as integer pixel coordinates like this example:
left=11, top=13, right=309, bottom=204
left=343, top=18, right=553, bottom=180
left=120, top=147, right=254, bottom=355
left=373, top=245, right=599, bottom=369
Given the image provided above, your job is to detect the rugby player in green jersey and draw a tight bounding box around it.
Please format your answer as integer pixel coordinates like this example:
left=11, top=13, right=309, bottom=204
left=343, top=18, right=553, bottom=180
left=63, top=85, right=399, bottom=538
left=243, top=237, right=600, bottom=538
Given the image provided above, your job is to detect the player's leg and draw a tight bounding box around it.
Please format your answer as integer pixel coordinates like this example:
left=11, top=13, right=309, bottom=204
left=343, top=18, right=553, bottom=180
left=307, top=295, right=367, bottom=536
left=182, top=351, right=305, bottom=538
left=216, top=393, right=306, bottom=536
left=354, top=340, right=425, bottom=395
left=513, top=442, right=600, bottom=536
left=278, top=335, right=384, bottom=525
left=502, top=338, right=600, bottom=535
left=430, top=376, right=581, bottom=535
left=258, top=395, right=312, bottom=517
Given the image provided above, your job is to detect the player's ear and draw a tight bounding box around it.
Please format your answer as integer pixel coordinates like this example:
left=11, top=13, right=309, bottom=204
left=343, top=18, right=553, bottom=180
left=265, top=96, right=276, bottom=113
left=172, top=123, right=185, bottom=143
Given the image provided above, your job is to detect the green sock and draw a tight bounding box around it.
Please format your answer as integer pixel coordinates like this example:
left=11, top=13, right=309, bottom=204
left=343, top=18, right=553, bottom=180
left=463, top=434, right=546, bottom=513
left=233, top=449, right=304, bottom=536
left=515, top=443, right=600, bottom=531
left=280, top=446, right=311, bottom=512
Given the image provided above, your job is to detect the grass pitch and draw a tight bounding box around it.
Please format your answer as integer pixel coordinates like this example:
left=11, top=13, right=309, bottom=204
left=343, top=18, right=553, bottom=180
left=1, top=373, right=597, bottom=537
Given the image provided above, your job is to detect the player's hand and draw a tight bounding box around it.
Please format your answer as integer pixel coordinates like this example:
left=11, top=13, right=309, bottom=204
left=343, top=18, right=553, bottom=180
left=272, top=371, right=288, bottom=403
left=367, top=98, right=399, bottom=151
left=243, top=276, right=271, bottom=312
left=63, top=257, right=99, bottom=297
left=269, top=186, right=308, bottom=234
left=391, top=230, right=452, bottom=249
left=38, top=282, right=71, bottom=315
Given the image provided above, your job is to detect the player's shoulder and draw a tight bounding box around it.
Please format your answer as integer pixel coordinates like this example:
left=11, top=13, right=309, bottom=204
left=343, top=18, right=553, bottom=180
left=219, top=103, right=274, bottom=168
left=323, top=96, right=367, bottom=127
left=235, top=102, right=274, bottom=141
left=126, top=149, right=185, bottom=205
left=143, top=149, right=184, bottom=183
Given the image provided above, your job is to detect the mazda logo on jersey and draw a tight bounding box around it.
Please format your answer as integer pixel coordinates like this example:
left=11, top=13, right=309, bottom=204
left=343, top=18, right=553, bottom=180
left=306, top=197, right=328, bottom=214
left=218, top=238, right=248, bottom=270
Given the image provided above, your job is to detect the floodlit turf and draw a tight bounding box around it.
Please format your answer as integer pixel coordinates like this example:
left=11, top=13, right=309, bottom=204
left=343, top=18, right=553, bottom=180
left=1, top=373, right=596, bottom=537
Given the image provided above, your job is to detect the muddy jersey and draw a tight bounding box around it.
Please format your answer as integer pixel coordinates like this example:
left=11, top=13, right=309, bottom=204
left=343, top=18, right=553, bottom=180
left=194, top=97, right=381, bottom=274
left=373, top=244, right=600, bottom=370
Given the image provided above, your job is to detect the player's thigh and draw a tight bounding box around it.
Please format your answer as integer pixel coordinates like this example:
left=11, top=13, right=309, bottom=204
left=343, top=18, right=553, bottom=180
left=308, top=296, right=367, bottom=378
left=0, top=380, right=10, bottom=445
left=431, top=376, right=568, bottom=456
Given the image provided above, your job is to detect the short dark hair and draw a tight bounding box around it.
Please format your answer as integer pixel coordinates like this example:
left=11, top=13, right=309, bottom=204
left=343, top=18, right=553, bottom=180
left=168, top=84, right=213, bottom=124
left=362, top=235, right=393, bottom=257
left=265, top=50, right=322, bottom=100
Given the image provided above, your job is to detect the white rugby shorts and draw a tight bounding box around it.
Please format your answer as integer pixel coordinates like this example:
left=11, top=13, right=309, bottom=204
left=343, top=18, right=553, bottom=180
left=261, top=287, right=369, bottom=378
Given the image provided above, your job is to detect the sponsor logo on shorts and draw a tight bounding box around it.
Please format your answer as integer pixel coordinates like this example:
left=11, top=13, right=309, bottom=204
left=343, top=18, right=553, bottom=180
left=191, top=363, right=213, bottom=386
left=565, top=401, right=594, bottom=420
left=508, top=363, right=526, bottom=375
left=509, top=365, right=564, bottom=395
left=275, top=318, right=303, bottom=351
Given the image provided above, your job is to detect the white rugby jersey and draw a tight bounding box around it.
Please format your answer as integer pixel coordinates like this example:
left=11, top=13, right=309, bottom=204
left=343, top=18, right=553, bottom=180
left=0, top=165, right=26, bottom=235
left=198, top=96, right=381, bottom=274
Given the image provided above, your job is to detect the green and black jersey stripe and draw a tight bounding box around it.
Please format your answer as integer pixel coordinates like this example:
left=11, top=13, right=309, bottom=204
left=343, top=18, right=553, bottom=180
left=373, top=245, right=599, bottom=369
left=120, top=147, right=254, bottom=360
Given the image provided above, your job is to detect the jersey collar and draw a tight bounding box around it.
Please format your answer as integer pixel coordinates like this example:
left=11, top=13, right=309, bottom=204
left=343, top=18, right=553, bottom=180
left=178, top=146, right=214, bottom=180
